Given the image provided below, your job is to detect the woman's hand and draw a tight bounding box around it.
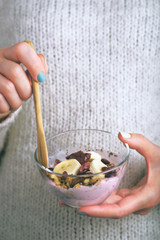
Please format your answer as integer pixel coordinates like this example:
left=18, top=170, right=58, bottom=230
left=0, top=41, right=48, bottom=119
left=77, top=133, right=160, bottom=218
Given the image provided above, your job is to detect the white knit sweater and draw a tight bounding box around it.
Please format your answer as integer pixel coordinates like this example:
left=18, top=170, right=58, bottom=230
left=0, top=0, right=160, bottom=239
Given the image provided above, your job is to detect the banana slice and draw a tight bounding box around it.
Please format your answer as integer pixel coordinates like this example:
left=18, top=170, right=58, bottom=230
left=51, top=159, right=81, bottom=186
left=86, top=151, right=101, bottom=161
left=53, top=159, right=81, bottom=175
left=90, top=159, right=107, bottom=181
left=90, top=160, right=106, bottom=173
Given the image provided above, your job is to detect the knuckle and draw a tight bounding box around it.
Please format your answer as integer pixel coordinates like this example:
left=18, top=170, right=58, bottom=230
left=31, top=60, right=42, bottom=74
left=0, top=59, right=5, bottom=68
left=140, top=135, right=145, bottom=141
left=0, top=94, right=10, bottom=112
left=10, top=64, right=22, bottom=78
left=147, top=199, right=157, bottom=209
left=0, top=48, right=7, bottom=61
left=114, top=210, right=124, bottom=219
left=5, top=81, right=15, bottom=94
left=1, top=105, right=10, bottom=113
left=136, top=133, right=145, bottom=140
left=11, top=101, right=22, bottom=111
left=21, top=88, right=32, bottom=100
left=0, top=94, right=3, bottom=102
left=15, top=42, right=29, bottom=57
left=33, top=61, right=40, bottom=70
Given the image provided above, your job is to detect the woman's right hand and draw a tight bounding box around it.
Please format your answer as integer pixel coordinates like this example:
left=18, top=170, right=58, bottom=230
left=0, top=41, right=48, bottom=120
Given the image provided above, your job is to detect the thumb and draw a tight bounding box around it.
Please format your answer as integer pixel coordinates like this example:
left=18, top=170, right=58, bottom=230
left=118, top=132, right=160, bottom=182
left=118, top=132, right=159, bottom=159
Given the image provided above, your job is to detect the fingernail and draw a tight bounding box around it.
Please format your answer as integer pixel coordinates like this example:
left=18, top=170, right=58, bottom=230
left=77, top=212, right=88, bottom=216
left=59, top=201, right=65, bottom=206
left=120, top=132, right=131, bottom=139
left=39, top=53, right=46, bottom=63
left=37, top=72, right=45, bottom=82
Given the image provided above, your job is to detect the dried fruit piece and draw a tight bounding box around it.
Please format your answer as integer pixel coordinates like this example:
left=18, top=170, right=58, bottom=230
left=54, top=159, right=61, bottom=167
left=50, top=150, right=117, bottom=188
left=78, top=162, right=90, bottom=174
left=84, top=153, right=91, bottom=162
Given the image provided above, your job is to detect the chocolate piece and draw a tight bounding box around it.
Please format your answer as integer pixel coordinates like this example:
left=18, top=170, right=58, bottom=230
left=53, top=150, right=117, bottom=188
left=66, top=150, right=91, bottom=164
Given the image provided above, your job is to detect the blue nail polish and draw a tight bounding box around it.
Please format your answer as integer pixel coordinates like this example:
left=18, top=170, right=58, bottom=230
left=78, top=212, right=88, bottom=216
left=37, top=72, right=45, bottom=82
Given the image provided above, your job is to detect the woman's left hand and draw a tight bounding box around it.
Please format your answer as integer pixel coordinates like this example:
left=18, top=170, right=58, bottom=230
left=77, top=133, right=160, bottom=218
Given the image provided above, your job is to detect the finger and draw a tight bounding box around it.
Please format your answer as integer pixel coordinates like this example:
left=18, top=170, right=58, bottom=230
left=78, top=187, right=151, bottom=218
left=3, top=42, right=46, bottom=82
left=131, top=176, right=147, bottom=189
left=116, top=188, right=132, bottom=198
left=103, top=191, right=123, bottom=204
left=133, top=207, right=153, bottom=215
left=25, top=54, right=48, bottom=85
left=26, top=70, right=32, bottom=85
left=0, top=112, right=11, bottom=121
left=118, top=132, right=160, bottom=160
left=118, top=132, right=160, bottom=181
left=0, top=59, right=32, bottom=100
left=0, top=93, right=10, bottom=113
left=0, top=74, right=23, bottom=110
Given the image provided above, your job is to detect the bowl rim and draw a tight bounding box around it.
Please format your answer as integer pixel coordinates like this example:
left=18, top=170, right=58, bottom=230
left=34, top=129, right=130, bottom=177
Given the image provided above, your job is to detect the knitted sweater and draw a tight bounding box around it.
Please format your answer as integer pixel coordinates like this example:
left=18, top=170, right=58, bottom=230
left=0, top=0, right=160, bottom=239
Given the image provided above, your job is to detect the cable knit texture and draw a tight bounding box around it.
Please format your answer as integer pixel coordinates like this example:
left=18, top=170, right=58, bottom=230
left=0, top=0, right=160, bottom=239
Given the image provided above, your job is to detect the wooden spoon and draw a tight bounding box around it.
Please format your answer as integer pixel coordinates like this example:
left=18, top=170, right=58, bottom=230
left=25, top=40, right=48, bottom=168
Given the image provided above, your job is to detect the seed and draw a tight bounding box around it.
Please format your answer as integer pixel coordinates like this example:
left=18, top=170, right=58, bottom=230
left=101, top=158, right=110, bottom=165
left=101, top=167, right=108, bottom=171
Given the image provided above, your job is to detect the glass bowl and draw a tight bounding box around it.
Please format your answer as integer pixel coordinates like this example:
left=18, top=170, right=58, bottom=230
left=34, top=129, right=130, bottom=208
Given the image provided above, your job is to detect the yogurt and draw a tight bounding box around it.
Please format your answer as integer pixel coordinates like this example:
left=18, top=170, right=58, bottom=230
left=44, top=150, right=127, bottom=207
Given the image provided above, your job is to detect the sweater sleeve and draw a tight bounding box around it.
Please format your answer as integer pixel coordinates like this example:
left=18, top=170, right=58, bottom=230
left=0, top=107, right=22, bottom=153
left=0, top=2, right=20, bottom=153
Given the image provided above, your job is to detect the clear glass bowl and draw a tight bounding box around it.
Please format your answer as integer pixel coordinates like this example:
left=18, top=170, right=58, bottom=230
left=34, top=129, right=130, bottom=208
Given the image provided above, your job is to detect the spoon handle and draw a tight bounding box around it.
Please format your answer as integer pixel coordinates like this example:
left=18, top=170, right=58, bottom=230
left=25, top=40, right=48, bottom=168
